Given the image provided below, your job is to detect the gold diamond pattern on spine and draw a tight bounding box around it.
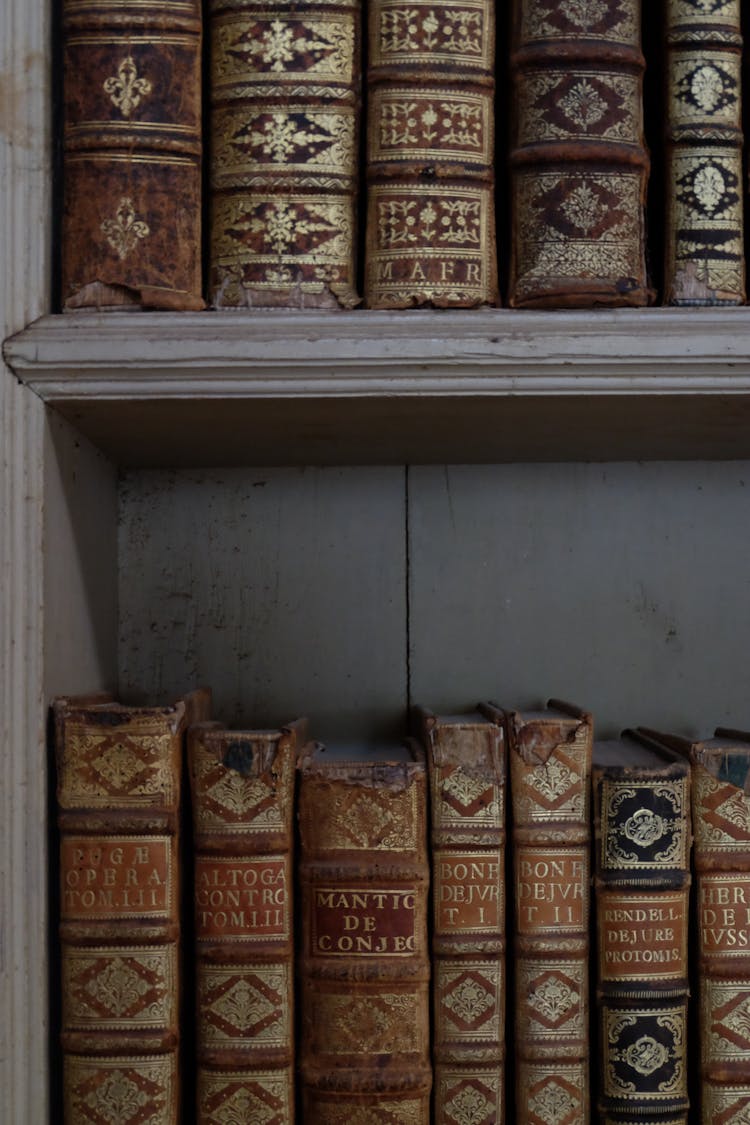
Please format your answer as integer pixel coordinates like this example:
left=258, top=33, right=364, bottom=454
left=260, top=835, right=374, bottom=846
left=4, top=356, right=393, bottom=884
left=520, top=1060, right=587, bottom=1125
left=209, top=0, right=361, bottom=308
left=198, top=1069, right=294, bottom=1124
left=701, top=1084, right=750, bottom=1125
left=199, top=963, right=291, bottom=1050
left=665, top=0, right=744, bottom=304
left=65, top=1054, right=177, bottom=1125
left=438, top=1067, right=503, bottom=1125
left=63, top=946, right=176, bottom=1031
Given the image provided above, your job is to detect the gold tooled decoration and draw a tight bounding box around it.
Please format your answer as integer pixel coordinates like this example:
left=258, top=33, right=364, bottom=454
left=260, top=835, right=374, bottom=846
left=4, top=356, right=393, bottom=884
left=103, top=56, right=152, bottom=117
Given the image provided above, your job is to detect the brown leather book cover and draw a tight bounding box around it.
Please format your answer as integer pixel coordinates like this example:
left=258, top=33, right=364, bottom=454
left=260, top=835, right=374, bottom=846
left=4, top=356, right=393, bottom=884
left=415, top=706, right=506, bottom=1125
left=592, top=730, right=691, bottom=1124
left=61, top=0, right=204, bottom=310
left=364, top=0, right=498, bottom=308
left=297, top=743, right=432, bottom=1122
left=664, top=0, right=745, bottom=305
left=640, top=725, right=750, bottom=1124
left=502, top=699, right=592, bottom=1125
left=509, top=0, right=650, bottom=308
left=53, top=688, right=211, bottom=1125
left=209, top=0, right=361, bottom=309
left=188, top=718, right=310, bottom=1124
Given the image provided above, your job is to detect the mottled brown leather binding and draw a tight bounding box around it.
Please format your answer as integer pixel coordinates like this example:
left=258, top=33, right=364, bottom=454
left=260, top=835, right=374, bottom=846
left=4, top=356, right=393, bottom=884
left=297, top=744, right=432, bottom=1122
left=188, top=718, right=309, bottom=1124
left=54, top=689, right=211, bottom=1125
left=640, top=725, right=750, bottom=1125
left=209, top=0, right=361, bottom=309
left=509, top=0, right=650, bottom=308
left=364, top=0, right=498, bottom=308
left=592, top=731, right=691, bottom=1124
left=61, top=0, right=204, bottom=310
left=415, top=706, right=506, bottom=1125
left=501, top=699, right=592, bottom=1125
left=664, top=0, right=745, bottom=305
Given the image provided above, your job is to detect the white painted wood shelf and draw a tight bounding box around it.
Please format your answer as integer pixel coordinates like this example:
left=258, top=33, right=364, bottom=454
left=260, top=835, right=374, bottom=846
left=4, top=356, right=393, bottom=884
left=6, top=307, right=750, bottom=464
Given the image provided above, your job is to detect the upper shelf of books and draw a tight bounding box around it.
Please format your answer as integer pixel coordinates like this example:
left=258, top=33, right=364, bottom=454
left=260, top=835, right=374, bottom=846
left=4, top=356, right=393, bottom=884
left=6, top=308, right=750, bottom=465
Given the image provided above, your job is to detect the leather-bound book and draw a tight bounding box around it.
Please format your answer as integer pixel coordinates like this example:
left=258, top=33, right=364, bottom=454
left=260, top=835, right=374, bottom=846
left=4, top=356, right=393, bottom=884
left=664, top=0, right=744, bottom=305
left=188, top=718, right=310, bottom=1124
left=592, top=730, right=691, bottom=1124
left=509, top=0, right=650, bottom=308
left=53, top=689, right=211, bottom=1125
left=61, top=0, right=204, bottom=310
left=297, top=743, right=432, bottom=1122
left=639, top=725, right=750, bottom=1125
left=209, top=0, right=361, bottom=309
left=364, top=0, right=498, bottom=308
left=414, top=706, right=506, bottom=1125
left=502, top=699, right=592, bottom=1125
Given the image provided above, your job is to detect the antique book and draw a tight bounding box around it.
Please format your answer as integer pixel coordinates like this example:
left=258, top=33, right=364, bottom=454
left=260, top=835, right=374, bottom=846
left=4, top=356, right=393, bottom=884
left=188, top=718, right=310, bottom=1124
left=297, top=743, right=432, bottom=1121
left=501, top=699, right=592, bottom=1125
left=508, top=0, right=650, bottom=308
left=592, top=730, right=691, bottom=1124
left=640, top=725, right=750, bottom=1125
left=209, top=0, right=361, bottom=309
left=664, top=0, right=745, bottom=305
left=53, top=689, right=211, bottom=1125
left=414, top=706, right=506, bottom=1125
left=364, top=0, right=498, bottom=308
left=61, top=0, right=204, bottom=310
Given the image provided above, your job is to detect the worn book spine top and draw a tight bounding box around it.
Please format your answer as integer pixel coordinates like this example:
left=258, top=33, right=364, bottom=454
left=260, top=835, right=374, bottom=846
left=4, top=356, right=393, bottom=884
left=664, top=0, right=744, bottom=305
left=209, top=0, right=361, bottom=309
left=505, top=701, right=592, bottom=1125
left=592, top=740, right=691, bottom=1124
left=364, top=0, right=498, bottom=308
left=54, top=689, right=211, bottom=1125
left=297, top=750, right=432, bottom=1122
left=509, top=0, right=650, bottom=308
left=188, top=719, right=307, bottom=1125
left=61, top=0, right=204, bottom=310
left=418, top=707, right=506, bottom=1125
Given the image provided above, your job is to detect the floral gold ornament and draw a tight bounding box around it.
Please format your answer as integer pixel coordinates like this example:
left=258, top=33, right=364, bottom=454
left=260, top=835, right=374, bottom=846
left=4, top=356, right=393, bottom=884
left=103, top=56, right=152, bottom=117
left=100, top=196, right=150, bottom=261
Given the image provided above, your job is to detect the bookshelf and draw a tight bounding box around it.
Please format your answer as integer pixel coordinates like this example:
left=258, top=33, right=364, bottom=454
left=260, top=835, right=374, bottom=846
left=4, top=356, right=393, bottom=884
left=4, top=0, right=750, bottom=1121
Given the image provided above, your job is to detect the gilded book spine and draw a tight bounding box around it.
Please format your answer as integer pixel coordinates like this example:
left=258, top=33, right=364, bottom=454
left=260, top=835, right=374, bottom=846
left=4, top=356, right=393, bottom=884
left=509, top=0, right=649, bottom=308
left=592, top=737, right=691, bottom=1123
left=209, top=0, right=361, bottom=309
left=61, top=0, right=203, bottom=309
left=54, top=690, right=210, bottom=1125
left=664, top=0, right=744, bottom=305
left=297, top=750, right=432, bottom=1122
left=417, top=708, right=505, bottom=1125
left=364, top=0, right=498, bottom=308
left=188, top=720, right=306, bottom=1124
left=505, top=701, right=592, bottom=1125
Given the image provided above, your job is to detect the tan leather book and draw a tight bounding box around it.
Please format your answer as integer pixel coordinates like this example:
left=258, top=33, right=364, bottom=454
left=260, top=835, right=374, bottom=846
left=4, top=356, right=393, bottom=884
left=414, top=706, right=506, bottom=1125
left=297, top=743, right=432, bottom=1121
left=640, top=725, right=750, bottom=1125
left=592, top=730, right=691, bottom=1124
left=509, top=0, right=650, bottom=308
left=188, top=718, right=310, bottom=1124
left=61, top=0, right=204, bottom=310
left=53, top=689, right=211, bottom=1125
left=501, top=699, right=592, bottom=1125
left=209, top=0, right=361, bottom=309
left=664, top=0, right=745, bottom=305
left=364, top=0, right=498, bottom=308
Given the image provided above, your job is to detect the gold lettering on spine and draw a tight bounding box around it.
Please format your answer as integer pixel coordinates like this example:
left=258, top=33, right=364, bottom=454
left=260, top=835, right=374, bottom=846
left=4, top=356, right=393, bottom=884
left=700, top=874, right=750, bottom=955
left=61, top=837, right=173, bottom=919
left=516, top=847, right=588, bottom=932
left=600, top=892, right=687, bottom=980
left=435, top=852, right=502, bottom=932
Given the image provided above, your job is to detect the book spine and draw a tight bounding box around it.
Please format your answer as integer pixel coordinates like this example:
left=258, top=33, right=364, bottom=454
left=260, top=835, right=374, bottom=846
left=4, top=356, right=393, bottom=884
left=509, top=0, right=649, bottom=308
left=664, top=0, right=744, bottom=305
left=422, top=713, right=506, bottom=1125
left=691, top=750, right=750, bottom=1123
left=297, top=756, right=432, bottom=1122
left=61, top=0, right=203, bottom=309
left=593, top=762, right=691, bottom=1123
left=209, top=0, right=361, bottom=309
left=507, top=708, right=592, bottom=1124
left=54, top=692, right=210, bottom=1125
left=364, top=0, right=498, bottom=308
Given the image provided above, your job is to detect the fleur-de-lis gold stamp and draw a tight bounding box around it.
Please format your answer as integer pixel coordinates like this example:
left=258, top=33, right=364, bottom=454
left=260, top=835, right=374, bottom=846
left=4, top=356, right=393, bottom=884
left=101, top=197, right=150, bottom=260
left=103, top=56, right=152, bottom=118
